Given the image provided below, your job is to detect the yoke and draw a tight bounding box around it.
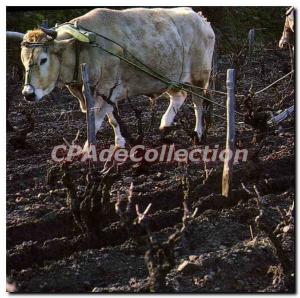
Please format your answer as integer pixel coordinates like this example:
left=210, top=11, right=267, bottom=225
left=55, top=22, right=96, bottom=43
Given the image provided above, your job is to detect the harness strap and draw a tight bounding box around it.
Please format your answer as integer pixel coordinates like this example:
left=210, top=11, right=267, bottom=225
left=24, top=47, right=37, bottom=87
left=73, top=41, right=80, bottom=82
left=65, top=41, right=81, bottom=86
left=24, top=68, right=32, bottom=86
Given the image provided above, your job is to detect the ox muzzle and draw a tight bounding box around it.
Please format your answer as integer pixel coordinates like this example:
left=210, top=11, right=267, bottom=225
left=22, top=84, right=36, bottom=102
left=21, top=38, right=52, bottom=102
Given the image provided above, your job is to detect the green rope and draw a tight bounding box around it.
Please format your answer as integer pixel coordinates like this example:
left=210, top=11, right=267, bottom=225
left=56, top=23, right=245, bottom=120
left=90, top=43, right=245, bottom=118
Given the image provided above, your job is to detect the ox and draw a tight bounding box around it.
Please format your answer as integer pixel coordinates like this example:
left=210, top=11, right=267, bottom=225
left=279, top=7, right=294, bottom=49
left=19, top=7, right=215, bottom=148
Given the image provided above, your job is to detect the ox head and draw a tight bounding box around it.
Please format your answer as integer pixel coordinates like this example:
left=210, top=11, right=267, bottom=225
left=20, top=27, right=74, bottom=102
left=279, top=7, right=294, bottom=49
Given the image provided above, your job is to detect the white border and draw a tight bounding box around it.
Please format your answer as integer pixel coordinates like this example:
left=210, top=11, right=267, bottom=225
left=2, top=2, right=298, bottom=297
left=1, top=0, right=298, bottom=6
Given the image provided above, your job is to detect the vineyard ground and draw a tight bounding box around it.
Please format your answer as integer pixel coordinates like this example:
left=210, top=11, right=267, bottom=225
left=6, top=43, right=295, bottom=293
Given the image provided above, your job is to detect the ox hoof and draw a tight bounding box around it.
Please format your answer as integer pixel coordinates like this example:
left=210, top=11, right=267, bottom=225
left=115, top=138, right=126, bottom=149
left=82, top=141, right=90, bottom=154
left=159, top=126, right=173, bottom=134
left=159, top=126, right=174, bottom=144
left=193, top=131, right=206, bottom=145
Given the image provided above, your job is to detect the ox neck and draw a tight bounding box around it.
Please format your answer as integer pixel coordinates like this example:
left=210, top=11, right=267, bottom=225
left=58, top=41, right=82, bottom=87
left=282, top=23, right=293, bottom=43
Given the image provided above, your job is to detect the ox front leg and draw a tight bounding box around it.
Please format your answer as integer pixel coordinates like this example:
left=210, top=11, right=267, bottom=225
left=107, top=112, right=126, bottom=148
left=82, top=101, right=113, bottom=152
left=99, top=111, right=126, bottom=174
left=159, top=90, right=187, bottom=132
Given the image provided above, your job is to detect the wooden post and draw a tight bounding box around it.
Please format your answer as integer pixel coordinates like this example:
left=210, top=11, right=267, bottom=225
left=248, top=28, right=255, bottom=56
left=81, top=63, right=96, bottom=146
left=222, top=69, right=235, bottom=198
left=267, top=105, right=294, bottom=126
left=211, top=51, right=218, bottom=92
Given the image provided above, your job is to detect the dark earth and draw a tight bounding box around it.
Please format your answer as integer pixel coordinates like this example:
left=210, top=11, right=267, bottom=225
left=6, top=37, right=294, bottom=292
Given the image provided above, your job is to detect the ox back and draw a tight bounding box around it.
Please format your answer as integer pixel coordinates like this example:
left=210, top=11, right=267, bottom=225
left=66, top=7, right=215, bottom=97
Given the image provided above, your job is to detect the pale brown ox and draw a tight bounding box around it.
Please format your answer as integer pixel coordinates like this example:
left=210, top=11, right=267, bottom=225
left=19, top=7, right=215, bottom=148
left=279, top=7, right=294, bottom=49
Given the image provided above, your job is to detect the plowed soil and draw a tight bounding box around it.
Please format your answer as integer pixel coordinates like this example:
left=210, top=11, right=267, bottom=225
left=6, top=42, right=295, bottom=293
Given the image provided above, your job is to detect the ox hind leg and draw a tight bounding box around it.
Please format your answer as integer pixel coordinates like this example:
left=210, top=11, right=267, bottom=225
left=159, top=90, right=187, bottom=131
left=192, top=71, right=212, bottom=144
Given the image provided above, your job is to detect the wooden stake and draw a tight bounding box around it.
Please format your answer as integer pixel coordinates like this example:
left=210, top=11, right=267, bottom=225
left=267, top=105, right=294, bottom=126
left=81, top=63, right=96, bottom=146
left=248, top=28, right=255, bottom=56
left=222, top=69, right=235, bottom=198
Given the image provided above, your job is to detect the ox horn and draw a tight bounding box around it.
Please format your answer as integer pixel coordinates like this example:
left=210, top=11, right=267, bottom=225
left=6, top=31, right=24, bottom=40
left=39, top=26, right=58, bottom=39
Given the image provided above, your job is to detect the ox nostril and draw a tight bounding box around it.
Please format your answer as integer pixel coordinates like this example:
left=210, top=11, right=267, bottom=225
left=22, top=85, right=34, bottom=96
left=22, top=85, right=36, bottom=101
left=23, top=93, right=36, bottom=102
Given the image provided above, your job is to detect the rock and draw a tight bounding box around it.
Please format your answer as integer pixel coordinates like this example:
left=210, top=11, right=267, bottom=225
left=177, top=260, right=200, bottom=274
left=37, top=193, right=45, bottom=199
left=203, top=274, right=213, bottom=282
left=123, top=177, right=132, bottom=184
left=20, top=268, right=33, bottom=279
left=157, top=172, right=162, bottom=178
left=15, top=196, right=25, bottom=203
left=39, top=282, right=48, bottom=289
left=188, top=255, right=198, bottom=262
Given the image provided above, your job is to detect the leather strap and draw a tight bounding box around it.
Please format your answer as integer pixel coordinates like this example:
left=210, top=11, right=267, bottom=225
left=73, top=41, right=80, bottom=82
left=65, top=41, right=81, bottom=86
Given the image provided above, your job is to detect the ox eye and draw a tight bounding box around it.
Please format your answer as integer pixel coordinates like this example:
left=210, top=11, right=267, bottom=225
left=40, top=58, right=47, bottom=65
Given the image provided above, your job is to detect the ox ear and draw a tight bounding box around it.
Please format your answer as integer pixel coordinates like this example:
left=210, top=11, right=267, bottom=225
left=53, top=38, right=76, bottom=52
